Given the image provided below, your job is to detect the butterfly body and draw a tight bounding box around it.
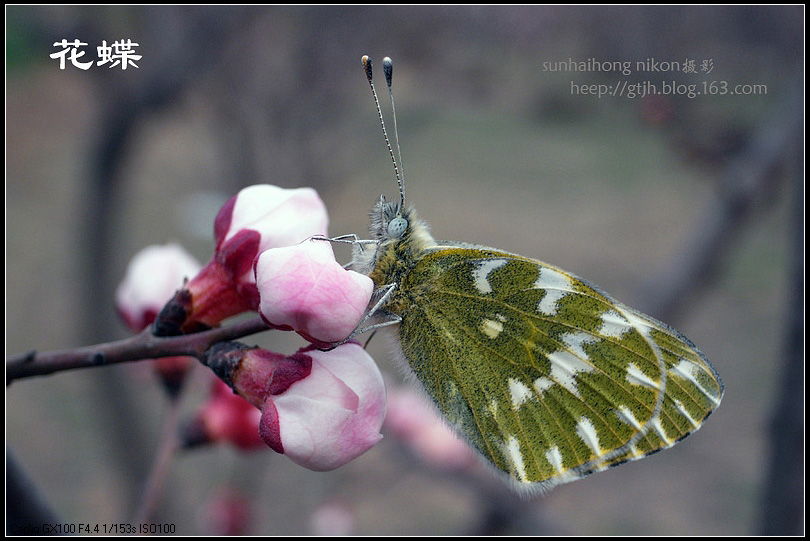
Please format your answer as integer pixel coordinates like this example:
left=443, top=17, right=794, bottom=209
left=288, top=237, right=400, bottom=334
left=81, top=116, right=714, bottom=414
left=355, top=198, right=724, bottom=491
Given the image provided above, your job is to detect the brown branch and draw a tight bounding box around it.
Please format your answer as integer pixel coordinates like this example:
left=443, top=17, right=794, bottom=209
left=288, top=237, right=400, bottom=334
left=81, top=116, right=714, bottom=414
left=5, top=317, right=270, bottom=385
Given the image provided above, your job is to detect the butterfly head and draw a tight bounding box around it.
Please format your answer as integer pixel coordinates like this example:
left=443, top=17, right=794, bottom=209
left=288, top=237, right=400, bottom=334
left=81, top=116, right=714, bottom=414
left=354, top=55, right=437, bottom=276
left=350, top=194, right=435, bottom=282
left=370, top=195, right=407, bottom=240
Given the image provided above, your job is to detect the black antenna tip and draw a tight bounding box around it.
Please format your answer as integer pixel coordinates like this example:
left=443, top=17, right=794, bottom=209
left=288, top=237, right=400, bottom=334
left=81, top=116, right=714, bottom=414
left=362, top=55, right=372, bottom=82
left=383, top=57, right=393, bottom=88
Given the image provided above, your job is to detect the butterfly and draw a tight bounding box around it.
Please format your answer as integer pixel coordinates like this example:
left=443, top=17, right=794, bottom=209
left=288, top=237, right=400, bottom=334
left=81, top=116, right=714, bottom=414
left=349, top=56, right=723, bottom=492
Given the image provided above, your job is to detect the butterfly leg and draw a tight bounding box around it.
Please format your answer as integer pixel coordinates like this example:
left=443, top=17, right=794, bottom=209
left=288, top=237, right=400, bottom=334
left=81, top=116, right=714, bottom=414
left=319, top=282, right=401, bottom=351
left=352, top=282, right=402, bottom=334
left=310, top=234, right=379, bottom=270
left=310, top=233, right=377, bottom=247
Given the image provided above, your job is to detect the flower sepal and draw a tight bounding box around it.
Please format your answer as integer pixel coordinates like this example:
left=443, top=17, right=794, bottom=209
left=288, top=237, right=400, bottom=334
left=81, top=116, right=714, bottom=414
left=202, top=341, right=386, bottom=472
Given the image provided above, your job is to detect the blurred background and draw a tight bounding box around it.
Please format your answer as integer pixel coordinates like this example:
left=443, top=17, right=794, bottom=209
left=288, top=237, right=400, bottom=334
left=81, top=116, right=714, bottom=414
left=6, top=6, right=803, bottom=535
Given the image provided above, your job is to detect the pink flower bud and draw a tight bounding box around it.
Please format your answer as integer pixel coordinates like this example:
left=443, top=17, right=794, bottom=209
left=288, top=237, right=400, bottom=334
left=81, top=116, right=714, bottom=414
left=208, top=184, right=329, bottom=310
left=385, top=387, right=478, bottom=471
left=115, top=243, right=202, bottom=332
left=194, top=379, right=265, bottom=450
left=255, top=240, right=374, bottom=345
left=257, top=344, right=386, bottom=472
left=216, top=185, right=329, bottom=265
left=213, top=342, right=386, bottom=472
left=157, top=185, right=329, bottom=334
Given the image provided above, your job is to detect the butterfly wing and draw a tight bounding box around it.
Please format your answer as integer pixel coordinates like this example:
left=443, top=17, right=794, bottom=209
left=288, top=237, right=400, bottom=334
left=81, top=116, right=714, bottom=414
left=394, top=246, right=723, bottom=491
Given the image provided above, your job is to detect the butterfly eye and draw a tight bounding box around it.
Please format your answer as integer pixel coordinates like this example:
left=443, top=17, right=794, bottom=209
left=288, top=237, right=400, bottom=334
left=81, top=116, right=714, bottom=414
left=387, top=216, right=408, bottom=238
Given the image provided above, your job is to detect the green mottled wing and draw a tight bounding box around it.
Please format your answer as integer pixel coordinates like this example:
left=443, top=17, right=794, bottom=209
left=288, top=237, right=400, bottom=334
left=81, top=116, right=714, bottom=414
left=395, top=246, right=723, bottom=491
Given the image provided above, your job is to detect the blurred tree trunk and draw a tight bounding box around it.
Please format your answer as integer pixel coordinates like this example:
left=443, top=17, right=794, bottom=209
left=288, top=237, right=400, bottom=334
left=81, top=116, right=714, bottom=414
left=757, top=138, right=804, bottom=536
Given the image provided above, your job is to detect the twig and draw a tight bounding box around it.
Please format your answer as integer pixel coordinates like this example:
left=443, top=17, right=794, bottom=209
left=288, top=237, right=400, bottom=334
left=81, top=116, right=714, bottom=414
left=132, top=388, right=187, bottom=525
left=6, top=317, right=269, bottom=385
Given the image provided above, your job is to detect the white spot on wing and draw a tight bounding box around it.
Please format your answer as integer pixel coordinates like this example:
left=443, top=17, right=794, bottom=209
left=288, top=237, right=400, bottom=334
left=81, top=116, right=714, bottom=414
left=548, top=351, right=591, bottom=397
left=626, top=362, right=660, bottom=389
left=615, top=405, right=643, bottom=430
left=546, top=332, right=598, bottom=398
left=546, top=446, right=565, bottom=473
left=624, top=310, right=654, bottom=336
left=508, top=378, right=533, bottom=409
left=480, top=318, right=504, bottom=339
left=564, top=331, right=599, bottom=359
left=651, top=416, right=673, bottom=446
left=576, top=417, right=603, bottom=457
left=534, top=267, right=573, bottom=315
left=502, top=436, right=528, bottom=482
left=472, top=259, right=508, bottom=294
left=598, top=309, right=634, bottom=338
left=672, top=399, right=700, bottom=428
left=486, top=399, right=498, bottom=417
left=534, top=377, right=554, bottom=395
left=671, top=358, right=721, bottom=405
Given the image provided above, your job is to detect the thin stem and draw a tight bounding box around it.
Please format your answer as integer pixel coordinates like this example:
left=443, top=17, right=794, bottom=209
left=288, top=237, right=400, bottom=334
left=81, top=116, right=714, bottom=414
left=132, top=387, right=186, bottom=525
left=6, top=317, right=270, bottom=385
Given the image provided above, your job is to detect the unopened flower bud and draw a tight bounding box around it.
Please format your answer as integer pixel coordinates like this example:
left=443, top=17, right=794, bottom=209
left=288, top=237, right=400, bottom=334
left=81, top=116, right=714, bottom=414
left=204, top=341, right=386, bottom=471
left=116, top=243, right=201, bottom=392
left=116, top=243, right=201, bottom=332
left=188, top=379, right=264, bottom=450
left=155, top=185, right=328, bottom=335
left=255, top=240, right=374, bottom=345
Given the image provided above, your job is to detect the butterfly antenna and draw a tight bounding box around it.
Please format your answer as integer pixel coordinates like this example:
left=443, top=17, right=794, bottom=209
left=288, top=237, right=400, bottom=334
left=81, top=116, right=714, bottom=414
left=383, top=57, right=405, bottom=209
left=362, top=55, right=405, bottom=210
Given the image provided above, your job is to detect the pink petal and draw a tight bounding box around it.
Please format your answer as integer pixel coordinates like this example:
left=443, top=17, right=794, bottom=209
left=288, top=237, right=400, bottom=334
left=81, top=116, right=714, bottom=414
left=223, top=185, right=329, bottom=253
left=265, top=343, right=386, bottom=471
left=256, top=241, right=374, bottom=343
left=116, top=243, right=201, bottom=332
